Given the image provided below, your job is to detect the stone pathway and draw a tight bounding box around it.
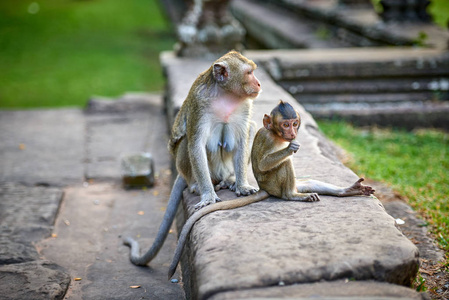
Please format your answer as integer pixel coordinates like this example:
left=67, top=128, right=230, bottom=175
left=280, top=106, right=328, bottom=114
left=0, top=94, right=185, bottom=299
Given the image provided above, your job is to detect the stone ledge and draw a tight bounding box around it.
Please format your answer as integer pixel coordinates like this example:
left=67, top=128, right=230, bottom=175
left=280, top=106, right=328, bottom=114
left=161, top=51, right=421, bottom=300
left=209, top=280, right=429, bottom=300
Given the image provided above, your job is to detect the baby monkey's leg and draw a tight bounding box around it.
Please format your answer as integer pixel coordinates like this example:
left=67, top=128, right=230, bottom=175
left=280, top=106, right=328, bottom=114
left=286, top=192, right=320, bottom=202
left=296, top=178, right=374, bottom=197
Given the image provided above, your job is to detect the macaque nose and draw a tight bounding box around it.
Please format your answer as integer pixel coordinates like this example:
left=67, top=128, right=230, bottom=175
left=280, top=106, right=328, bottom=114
left=289, top=128, right=296, bottom=137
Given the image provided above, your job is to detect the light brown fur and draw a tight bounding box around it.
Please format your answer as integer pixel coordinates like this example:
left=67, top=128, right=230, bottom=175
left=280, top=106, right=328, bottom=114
left=169, top=50, right=261, bottom=208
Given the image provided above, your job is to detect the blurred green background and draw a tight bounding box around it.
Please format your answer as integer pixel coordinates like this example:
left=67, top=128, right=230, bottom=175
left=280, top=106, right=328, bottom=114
left=1, top=0, right=448, bottom=108
left=0, top=0, right=175, bottom=108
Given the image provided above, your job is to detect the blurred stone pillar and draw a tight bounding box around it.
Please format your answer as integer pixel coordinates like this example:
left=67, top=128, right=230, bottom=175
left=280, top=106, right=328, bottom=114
left=175, top=0, right=245, bottom=58
left=379, top=0, right=431, bottom=22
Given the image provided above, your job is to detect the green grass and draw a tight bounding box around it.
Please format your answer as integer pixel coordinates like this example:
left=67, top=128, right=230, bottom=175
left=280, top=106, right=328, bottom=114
left=371, top=0, right=449, bottom=28
left=0, top=0, right=175, bottom=108
left=318, top=121, right=449, bottom=253
left=428, top=0, right=449, bottom=28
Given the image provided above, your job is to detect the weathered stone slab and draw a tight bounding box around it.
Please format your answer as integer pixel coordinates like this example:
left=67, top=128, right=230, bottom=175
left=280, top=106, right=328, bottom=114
left=162, top=51, right=420, bottom=299
left=0, top=182, right=63, bottom=231
left=85, top=93, right=170, bottom=180
left=210, top=280, right=429, bottom=300
left=0, top=109, right=85, bottom=187
left=0, top=260, right=70, bottom=300
left=0, top=226, right=40, bottom=265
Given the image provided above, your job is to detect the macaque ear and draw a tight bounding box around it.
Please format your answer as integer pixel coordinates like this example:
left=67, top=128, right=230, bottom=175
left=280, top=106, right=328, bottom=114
left=213, top=62, right=229, bottom=83
left=263, top=114, right=272, bottom=130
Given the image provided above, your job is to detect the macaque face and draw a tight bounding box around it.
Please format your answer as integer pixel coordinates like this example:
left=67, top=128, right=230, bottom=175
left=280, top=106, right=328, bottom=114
left=277, top=118, right=300, bottom=142
left=213, top=51, right=261, bottom=99
left=242, top=67, right=261, bottom=98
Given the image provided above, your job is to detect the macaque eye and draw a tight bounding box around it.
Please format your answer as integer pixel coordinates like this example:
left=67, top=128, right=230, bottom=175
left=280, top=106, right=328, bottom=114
left=283, top=123, right=290, bottom=128
left=247, top=70, right=253, bottom=75
left=293, top=122, right=299, bottom=127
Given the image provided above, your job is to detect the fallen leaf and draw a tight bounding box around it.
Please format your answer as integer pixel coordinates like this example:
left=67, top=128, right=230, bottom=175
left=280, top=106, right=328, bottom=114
left=153, top=190, right=159, bottom=196
left=169, top=229, right=173, bottom=234
left=137, top=211, right=144, bottom=215
left=130, top=285, right=141, bottom=289
left=64, top=219, right=70, bottom=226
left=419, top=268, right=434, bottom=276
left=51, top=233, right=58, bottom=238
left=19, top=144, right=26, bottom=150
left=74, top=278, right=82, bottom=281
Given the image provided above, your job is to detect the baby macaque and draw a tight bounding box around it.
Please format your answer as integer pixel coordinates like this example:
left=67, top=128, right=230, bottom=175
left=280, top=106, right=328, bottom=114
left=252, top=100, right=374, bottom=201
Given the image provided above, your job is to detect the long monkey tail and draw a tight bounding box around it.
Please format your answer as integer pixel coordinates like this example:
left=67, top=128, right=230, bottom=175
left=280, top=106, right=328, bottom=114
left=167, top=190, right=270, bottom=279
left=123, top=174, right=187, bottom=266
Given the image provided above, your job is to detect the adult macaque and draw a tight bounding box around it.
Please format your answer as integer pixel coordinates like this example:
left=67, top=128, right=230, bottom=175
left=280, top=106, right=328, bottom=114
left=124, top=51, right=261, bottom=266
left=167, top=100, right=374, bottom=278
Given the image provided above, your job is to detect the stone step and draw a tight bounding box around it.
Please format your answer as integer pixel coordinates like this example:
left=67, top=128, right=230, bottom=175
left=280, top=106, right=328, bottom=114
left=279, top=77, right=449, bottom=98
left=251, top=49, right=449, bottom=105
left=232, top=0, right=449, bottom=50
left=161, top=51, right=423, bottom=300
left=245, top=48, right=449, bottom=129
left=292, top=92, right=437, bottom=104
left=261, top=49, right=449, bottom=81
left=230, top=0, right=346, bottom=49
left=305, top=100, right=449, bottom=129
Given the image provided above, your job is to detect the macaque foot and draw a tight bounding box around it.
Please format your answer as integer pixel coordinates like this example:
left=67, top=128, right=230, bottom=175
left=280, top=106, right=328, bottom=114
left=288, top=192, right=320, bottom=202
left=230, top=183, right=258, bottom=197
left=195, top=192, right=221, bottom=209
left=342, top=178, right=375, bottom=196
left=298, top=193, right=320, bottom=202
left=214, top=179, right=235, bottom=191
left=305, top=193, right=320, bottom=202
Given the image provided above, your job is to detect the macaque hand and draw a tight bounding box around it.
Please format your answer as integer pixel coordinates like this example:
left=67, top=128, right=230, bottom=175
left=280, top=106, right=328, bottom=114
left=288, top=140, right=300, bottom=153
